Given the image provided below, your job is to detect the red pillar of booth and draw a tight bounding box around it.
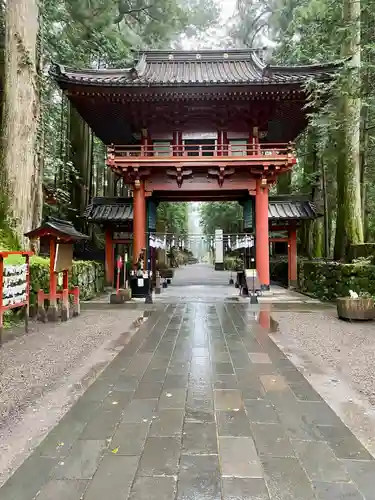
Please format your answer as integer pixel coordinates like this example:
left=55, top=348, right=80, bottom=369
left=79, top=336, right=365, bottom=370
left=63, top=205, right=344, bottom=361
left=256, top=179, right=270, bottom=289
left=133, top=180, right=146, bottom=266
left=49, top=238, right=57, bottom=308
left=105, top=229, right=114, bottom=285
left=288, top=225, right=297, bottom=287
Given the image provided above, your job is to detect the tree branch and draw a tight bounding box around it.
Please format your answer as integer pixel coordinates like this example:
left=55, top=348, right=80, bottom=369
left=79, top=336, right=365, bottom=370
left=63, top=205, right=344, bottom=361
left=115, top=2, right=154, bottom=24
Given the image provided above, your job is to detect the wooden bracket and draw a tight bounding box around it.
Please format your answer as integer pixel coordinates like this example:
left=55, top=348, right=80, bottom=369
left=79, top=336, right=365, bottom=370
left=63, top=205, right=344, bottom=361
left=208, top=166, right=235, bottom=187
left=166, top=167, right=193, bottom=188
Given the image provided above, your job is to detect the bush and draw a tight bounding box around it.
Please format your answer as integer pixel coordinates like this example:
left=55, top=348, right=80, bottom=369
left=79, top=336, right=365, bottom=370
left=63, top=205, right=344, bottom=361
left=224, top=256, right=243, bottom=271
left=298, top=260, right=375, bottom=301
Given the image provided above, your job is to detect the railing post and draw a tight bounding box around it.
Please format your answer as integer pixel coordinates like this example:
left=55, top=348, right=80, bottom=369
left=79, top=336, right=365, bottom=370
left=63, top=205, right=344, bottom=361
left=253, top=126, right=260, bottom=155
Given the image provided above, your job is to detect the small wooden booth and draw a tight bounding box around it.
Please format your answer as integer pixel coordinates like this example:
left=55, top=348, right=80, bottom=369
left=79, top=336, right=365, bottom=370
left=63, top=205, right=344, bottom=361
left=25, top=217, right=88, bottom=322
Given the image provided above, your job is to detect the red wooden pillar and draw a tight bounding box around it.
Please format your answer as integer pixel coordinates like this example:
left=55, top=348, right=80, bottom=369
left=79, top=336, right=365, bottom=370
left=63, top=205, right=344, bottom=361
left=105, top=229, right=114, bottom=285
left=288, top=225, right=298, bottom=287
left=256, top=178, right=270, bottom=290
left=61, top=269, right=70, bottom=321
left=133, top=180, right=146, bottom=266
left=48, top=237, right=58, bottom=320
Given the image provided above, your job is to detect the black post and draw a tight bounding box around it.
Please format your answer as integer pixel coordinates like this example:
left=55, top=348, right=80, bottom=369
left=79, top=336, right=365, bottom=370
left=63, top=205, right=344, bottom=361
left=145, top=258, right=153, bottom=304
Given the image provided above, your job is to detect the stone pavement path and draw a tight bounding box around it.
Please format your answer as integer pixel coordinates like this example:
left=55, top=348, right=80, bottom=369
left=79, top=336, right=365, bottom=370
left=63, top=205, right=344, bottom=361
left=1, top=297, right=375, bottom=500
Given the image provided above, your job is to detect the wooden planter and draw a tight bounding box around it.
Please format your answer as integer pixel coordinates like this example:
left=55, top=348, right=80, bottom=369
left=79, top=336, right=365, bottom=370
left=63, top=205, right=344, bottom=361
left=337, top=297, right=375, bottom=321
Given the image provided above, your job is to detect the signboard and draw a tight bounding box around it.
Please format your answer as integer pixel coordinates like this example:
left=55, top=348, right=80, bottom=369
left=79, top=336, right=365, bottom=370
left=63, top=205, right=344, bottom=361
left=0, top=251, right=32, bottom=342
left=215, top=229, right=223, bottom=264
left=245, top=268, right=260, bottom=292
left=2, top=263, right=28, bottom=308
left=54, top=243, right=73, bottom=272
left=113, top=232, right=133, bottom=241
left=243, top=198, right=254, bottom=231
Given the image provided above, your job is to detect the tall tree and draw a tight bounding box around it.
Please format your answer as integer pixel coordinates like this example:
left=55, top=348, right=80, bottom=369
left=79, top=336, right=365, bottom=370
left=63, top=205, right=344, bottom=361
left=334, top=0, right=363, bottom=259
left=1, top=0, right=42, bottom=245
left=41, top=0, right=219, bottom=227
left=200, top=202, right=243, bottom=237
left=156, top=202, right=188, bottom=237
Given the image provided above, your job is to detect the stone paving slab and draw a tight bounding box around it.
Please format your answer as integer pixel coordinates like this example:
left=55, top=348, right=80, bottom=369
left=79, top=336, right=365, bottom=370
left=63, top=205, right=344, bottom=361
left=1, top=299, right=375, bottom=499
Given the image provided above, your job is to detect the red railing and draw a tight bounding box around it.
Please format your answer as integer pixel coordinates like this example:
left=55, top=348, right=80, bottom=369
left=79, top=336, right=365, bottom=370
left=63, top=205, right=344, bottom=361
left=108, top=142, right=295, bottom=159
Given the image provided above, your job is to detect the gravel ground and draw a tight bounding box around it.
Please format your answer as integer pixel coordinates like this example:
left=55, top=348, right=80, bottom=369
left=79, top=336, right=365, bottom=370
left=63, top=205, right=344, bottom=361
left=0, top=307, right=144, bottom=486
left=272, top=309, right=375, bottom=406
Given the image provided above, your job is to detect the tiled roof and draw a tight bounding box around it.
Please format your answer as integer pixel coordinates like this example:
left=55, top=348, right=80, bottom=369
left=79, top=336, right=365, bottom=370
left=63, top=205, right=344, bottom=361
left=269, top=200, right=318, bottom=220
left=84, top=197, right=133, bottom=222
left=25, top=217, right=89, bottom=240
left=50, top=49, right=341, bottom=88
left=84, top=197, right=318, bottom=225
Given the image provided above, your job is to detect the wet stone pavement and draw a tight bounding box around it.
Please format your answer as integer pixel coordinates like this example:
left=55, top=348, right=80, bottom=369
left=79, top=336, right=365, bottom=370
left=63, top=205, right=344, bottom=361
left=1, top=301, right=375, bottom=499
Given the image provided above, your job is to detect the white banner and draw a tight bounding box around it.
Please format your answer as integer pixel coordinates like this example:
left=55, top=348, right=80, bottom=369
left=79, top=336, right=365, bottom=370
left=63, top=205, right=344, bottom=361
left=215, top=229, right=223, bottom=264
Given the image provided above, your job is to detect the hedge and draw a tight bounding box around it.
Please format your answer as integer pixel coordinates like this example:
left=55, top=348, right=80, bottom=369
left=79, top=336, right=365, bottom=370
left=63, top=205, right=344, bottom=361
left=298, top=260, right=375, bottom=301
left=224, top=256, right=243, bottom=271
left=270, top=257, right=375, bottom=301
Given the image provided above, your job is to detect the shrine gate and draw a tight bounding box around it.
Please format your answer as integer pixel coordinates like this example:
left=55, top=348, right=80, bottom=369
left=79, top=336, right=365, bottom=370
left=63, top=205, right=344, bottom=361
left=51, top=49, right=337, bottom=289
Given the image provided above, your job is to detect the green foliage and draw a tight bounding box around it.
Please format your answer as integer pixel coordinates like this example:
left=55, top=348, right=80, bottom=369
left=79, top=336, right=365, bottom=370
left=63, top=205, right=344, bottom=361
left=299, top=260, right=375, bottom=301
left=199, top=202, right=243, bottom=237
left=41, top=0, right=219, bottom=223
left=0, top=228, right=20, bottom=252
left=229, top=0, right=375, bottom=260
left=156, top=202, right=188, bottom=236
left=224, top=255, right=243, bottom=271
